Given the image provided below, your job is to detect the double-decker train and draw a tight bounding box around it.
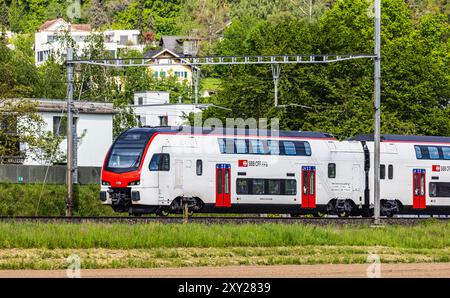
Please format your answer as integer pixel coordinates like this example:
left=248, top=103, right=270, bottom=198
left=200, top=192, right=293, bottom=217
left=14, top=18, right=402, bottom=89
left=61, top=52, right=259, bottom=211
left=99, top=126, right=450, bottom=217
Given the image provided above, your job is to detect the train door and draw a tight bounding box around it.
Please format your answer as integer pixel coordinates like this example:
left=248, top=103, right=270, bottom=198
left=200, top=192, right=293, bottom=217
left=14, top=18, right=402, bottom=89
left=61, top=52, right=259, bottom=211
left=413, top=169, right=426, bottom=209
left=301, top=166, right=316, bottom=208
left=216, top=164, right=231, bottom=207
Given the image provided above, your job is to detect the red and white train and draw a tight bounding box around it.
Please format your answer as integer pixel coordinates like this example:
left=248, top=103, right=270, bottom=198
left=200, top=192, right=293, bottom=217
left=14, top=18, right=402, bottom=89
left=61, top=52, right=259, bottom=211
left=100, top=126, right=450, bottom=217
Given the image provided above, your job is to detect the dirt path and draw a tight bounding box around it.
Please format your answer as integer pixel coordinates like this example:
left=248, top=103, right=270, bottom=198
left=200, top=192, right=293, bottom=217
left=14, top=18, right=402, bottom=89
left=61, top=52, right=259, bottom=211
left=1, top=263, right=450, bottom=278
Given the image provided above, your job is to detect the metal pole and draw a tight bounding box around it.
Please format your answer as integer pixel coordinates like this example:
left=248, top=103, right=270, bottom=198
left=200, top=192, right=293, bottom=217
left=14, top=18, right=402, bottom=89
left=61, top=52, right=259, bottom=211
left=373, top=0, right=381, bottom=224
left=192, top=66, right=200, bottom=105
left=66, top=48, right=74, bottom=217
left=271, top=64, right=281, bottom=107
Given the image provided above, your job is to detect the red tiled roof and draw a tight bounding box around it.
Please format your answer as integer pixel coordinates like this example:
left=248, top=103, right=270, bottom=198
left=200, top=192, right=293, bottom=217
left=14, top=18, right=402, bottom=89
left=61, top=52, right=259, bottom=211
left=38, top=18, right=91, bottom=32
left=70, top=24, right=91, bottom=32
left=38, top=18, right=64, bottom=31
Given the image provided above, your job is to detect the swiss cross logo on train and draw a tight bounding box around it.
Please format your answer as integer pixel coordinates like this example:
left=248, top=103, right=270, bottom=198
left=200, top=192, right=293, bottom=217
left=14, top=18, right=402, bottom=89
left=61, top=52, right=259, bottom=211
left=238, top=160, right=248, bottom=167
left=238, top=160, right=268, bottom=167
left=432, top=165, right=441, bottom=172
left=433, top=165, right=450, bottom=172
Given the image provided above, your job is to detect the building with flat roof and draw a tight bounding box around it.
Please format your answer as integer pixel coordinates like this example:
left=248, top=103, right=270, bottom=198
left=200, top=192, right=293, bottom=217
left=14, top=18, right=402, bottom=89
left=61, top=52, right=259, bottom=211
left=24, top=99, right=115, bottom=167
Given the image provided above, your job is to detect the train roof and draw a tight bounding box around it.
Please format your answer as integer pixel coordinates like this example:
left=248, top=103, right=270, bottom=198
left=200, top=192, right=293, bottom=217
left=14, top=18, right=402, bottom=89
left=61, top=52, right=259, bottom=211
left=129, top=126, right=336, bottom=139
left=350, top=134, right=450, bottom=143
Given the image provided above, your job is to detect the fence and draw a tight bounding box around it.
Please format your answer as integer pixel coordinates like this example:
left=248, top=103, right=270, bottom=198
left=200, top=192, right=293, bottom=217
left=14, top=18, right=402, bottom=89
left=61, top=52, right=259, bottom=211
left=0, top=165, right=101, bottom=185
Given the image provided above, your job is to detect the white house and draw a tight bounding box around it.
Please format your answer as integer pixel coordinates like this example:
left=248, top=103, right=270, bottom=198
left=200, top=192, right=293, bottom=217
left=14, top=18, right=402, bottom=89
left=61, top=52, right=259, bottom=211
left=24, top=99, right=115, bottom=167
left=35, top=18, right=145, bottom=66
left=103, top=29, right=144, bottom=58
left=133, top=91, right=202, bottom=127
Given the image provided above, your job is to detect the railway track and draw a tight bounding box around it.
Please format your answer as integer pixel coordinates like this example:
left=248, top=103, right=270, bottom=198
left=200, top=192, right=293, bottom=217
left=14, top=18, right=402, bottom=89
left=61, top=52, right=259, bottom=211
left=0, top=215, right=449, bottom=225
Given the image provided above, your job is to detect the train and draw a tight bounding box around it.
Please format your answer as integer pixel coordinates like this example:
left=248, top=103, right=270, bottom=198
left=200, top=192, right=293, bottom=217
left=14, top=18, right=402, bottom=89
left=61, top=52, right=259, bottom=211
left=99, top=126, right=450, bottom=217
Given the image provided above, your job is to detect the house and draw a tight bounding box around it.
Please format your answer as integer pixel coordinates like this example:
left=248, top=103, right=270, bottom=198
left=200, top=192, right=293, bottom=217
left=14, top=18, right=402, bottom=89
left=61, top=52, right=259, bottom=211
left=34, top=18, right=145, bottom=65
left=35, top=18, right=92, bottom=65
left=158, top=36, right=201, bottom=56
left=24, top=99, right=115, bottom=167
left=103, top=29, right=144, bottom=58
left=133, top=91, right=202, bottom=127
left=143, top=36, right=201, bottom=83
left=144, top=48, right=194, bottom=83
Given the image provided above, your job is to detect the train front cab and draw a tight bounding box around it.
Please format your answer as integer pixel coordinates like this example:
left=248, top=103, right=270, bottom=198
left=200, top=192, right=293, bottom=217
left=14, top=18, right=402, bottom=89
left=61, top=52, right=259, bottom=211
left=100, top=128, right=165, bottom=215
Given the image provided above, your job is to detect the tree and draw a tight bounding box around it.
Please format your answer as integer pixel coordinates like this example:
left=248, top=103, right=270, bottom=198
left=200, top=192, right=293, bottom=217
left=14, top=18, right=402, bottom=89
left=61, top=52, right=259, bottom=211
left=200, top=0, right=450, bottom=139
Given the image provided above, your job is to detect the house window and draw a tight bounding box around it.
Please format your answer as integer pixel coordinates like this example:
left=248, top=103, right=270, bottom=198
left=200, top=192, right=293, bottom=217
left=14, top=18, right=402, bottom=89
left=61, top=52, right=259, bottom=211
left=37, top=50, right=50, bottom=63
left=159, top=116, right=168, bottom=126
left=47, top=35, right=56, bottom=43
left=119, top=35, right=128, bottom=45
left=159, top=71, right=166, bottom=78
left=53, top=116, right=77, bottom=137
left=138, top=97, right=143, bottom=105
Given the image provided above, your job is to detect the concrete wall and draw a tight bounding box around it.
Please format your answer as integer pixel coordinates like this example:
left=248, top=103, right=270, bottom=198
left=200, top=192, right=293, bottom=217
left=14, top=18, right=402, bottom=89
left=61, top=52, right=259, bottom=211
left=0, top=165, right=101, bottom=185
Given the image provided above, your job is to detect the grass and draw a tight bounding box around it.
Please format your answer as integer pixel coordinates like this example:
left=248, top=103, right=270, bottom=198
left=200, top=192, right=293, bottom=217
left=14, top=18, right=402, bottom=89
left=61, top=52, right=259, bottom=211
left=201, top=77, right=222, bottom=92
left=0, top=183, right=116, bottom=216
left=1, top=221, right=449, bottom=249
left=0, top=221, right=449, bottom=269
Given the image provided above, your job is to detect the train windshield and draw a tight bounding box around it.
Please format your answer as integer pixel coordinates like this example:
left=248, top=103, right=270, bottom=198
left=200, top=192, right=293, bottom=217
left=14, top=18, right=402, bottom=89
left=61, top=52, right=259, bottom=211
left=105, top=130, right=152, bottom=173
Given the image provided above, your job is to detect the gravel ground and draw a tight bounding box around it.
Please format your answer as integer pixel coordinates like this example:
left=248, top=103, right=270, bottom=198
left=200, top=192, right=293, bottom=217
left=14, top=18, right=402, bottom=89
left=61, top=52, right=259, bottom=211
left=1, top=263, right=450, bottom=278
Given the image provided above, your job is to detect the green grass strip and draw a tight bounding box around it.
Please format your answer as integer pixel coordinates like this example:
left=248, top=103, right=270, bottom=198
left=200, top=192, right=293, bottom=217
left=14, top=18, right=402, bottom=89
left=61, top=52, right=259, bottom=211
left=0, top=220, right=449, bottom=249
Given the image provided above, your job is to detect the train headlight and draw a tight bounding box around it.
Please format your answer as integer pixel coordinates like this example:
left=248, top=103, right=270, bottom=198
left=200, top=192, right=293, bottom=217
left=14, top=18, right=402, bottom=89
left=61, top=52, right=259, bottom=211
left=128, top=180, right=140, bottom=186
left=101, top=180, right=110, bottom=186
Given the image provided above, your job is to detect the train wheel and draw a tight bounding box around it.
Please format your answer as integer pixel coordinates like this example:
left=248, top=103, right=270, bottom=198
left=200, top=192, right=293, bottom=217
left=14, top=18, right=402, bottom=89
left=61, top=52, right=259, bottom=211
left=156, top=209, right=169, bottom=217
left=314, top=212, right=326, bottom=218
left=338, top=211, right=349, bottom=218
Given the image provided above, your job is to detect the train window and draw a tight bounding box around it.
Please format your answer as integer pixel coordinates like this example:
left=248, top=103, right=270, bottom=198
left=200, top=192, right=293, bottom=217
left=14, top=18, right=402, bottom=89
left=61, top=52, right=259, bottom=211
left=250, top=140, right=265, bottom=154
left=225, top=171, right=230, bottom=194
left=285, top=180, right=297, bottom=195
left=429, top=182, right=450, bottom=197
left=304, top=142, right=312, bottom=156
left=442, top=147, right=450, bottom=160
left=236, top=179, right=249, bottom=194
left=268, top=180, right=281, bottom=195
left=196, top=160, right=202, bottom=176
left=237, top=179, right=297, bottom=195
left=235, top=139, right=248, bottom=154
left=414, top=146, right=423, bottom=159
left=252, top=179, right=265, bottom=195
left=149, top=154, right=170, bottom=171
left=309, top=173, right=315, bottom=195
left=380, top=164, right=386, bottom=180
left=420, top=174, right=425, bottom=196
left=283, top=141, right=297, bottom=155
left=302, top=171, right=308, bottom=194
left=217, top=170, right=222, bottom=194
left=388, top=165, right=393, bottom=179
left=217, top=138, right=234, bottom=154
left=218, top=138, right=311, bottom=156
left=428, top=146, right=439, bottom=159
left=267, top=140, right=280, bottom=155
left=328, top=163, right=336, bottom=178
left=218, top=139, right=225, bottom=153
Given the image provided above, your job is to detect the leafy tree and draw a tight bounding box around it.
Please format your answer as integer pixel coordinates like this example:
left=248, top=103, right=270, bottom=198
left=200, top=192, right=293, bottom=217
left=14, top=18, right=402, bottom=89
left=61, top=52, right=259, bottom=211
left=200, top=0, right=450, bottom=139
